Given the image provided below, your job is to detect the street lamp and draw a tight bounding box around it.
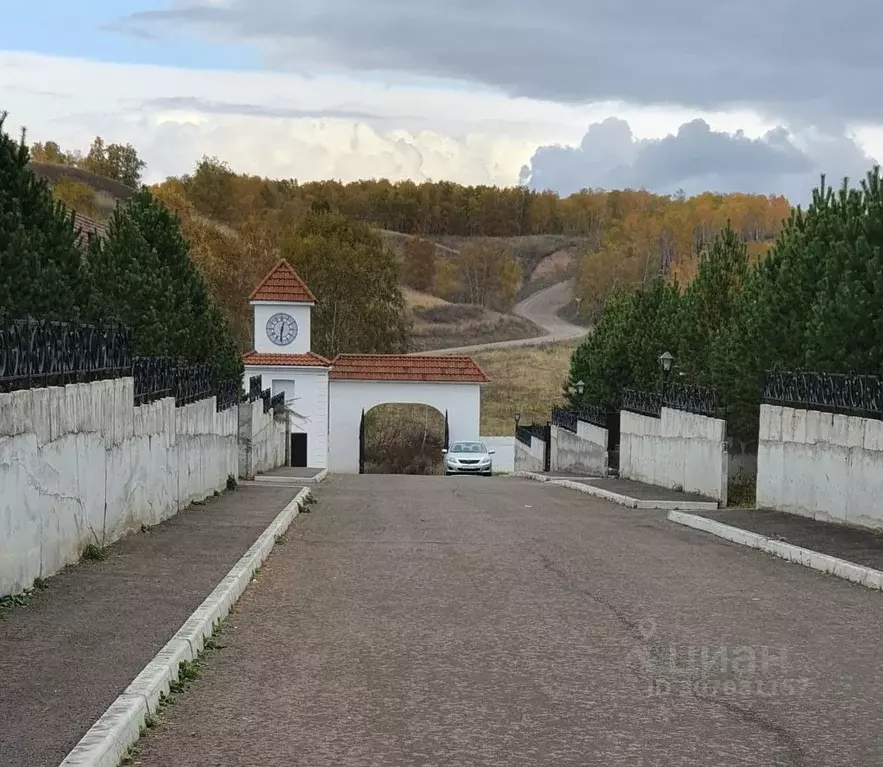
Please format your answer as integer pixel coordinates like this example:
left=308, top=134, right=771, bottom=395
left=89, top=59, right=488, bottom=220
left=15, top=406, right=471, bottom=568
left=514, top=412, right=521, bottom=432
left=658, top=351, right=674, bottom=396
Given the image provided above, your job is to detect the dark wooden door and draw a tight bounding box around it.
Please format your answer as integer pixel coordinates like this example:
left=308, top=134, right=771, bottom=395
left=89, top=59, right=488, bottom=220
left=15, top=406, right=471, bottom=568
left=291, top=433, right=308, bottom=467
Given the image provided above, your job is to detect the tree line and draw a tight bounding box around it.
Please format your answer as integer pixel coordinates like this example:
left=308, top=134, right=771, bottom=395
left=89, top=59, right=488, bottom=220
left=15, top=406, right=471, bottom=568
left=567, top=166, right=883, bottom=444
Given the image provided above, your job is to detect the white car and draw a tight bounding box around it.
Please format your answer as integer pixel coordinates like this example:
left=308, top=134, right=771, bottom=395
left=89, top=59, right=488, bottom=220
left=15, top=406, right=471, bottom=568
left=443, top=441, right=495, bottom=476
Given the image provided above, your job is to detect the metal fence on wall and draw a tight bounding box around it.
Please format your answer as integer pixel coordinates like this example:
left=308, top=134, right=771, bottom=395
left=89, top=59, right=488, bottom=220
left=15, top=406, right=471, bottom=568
left=1, top=318, right=241, bottom=412
left=763, top=370, right=883, bottom=420
left=0, top=318, right=132, bottom=393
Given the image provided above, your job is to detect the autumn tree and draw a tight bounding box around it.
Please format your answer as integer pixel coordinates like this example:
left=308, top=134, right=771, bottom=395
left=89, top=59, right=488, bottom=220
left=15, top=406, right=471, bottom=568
left=30, top=140, right=77, bottom=166
left=0, top=115, right=89, bottom=320
left=51, top=178, right=99, bottom=217
left=454, top=240, right=522, bottom=312
left=182, top=156, right=237, bottom=222
left=278, top=211, right=409, bottom=357
left=82, top=137, right=146, bottom=187
left=401, top=236, right=437, bottom=292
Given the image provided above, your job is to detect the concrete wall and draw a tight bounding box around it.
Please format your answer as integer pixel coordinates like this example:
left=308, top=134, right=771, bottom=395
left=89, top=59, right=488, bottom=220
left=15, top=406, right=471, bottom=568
left=550, top=420, right=608, bottom=476
left=514, top=436, right=545, bottom=473
left=238, top=398, right=289, bottom=479
left=0, top=376, right=287, bottom=598
left=480, top=436, right=514, bottom=473
left=329, top=380, right=481, bottom=473
left=620, top=407, right=728, bottom=503
left=757, top=405, right=883, bottom=530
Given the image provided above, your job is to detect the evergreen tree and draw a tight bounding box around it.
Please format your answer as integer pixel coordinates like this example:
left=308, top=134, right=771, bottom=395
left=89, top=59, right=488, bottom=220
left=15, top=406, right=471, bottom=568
left=804, top=167, right=883, bottom=371
left=88, top=188, right=242, bottom=380
left=0, top=113, right=89, bottom=320
left=567, top=278, right=681, bottom=409
left=676, top=224, right=749, bottom=383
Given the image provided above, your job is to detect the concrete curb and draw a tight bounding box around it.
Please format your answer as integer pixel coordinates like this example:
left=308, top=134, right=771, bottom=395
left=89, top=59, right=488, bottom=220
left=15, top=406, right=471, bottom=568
left=514, top=471, right=719, bottom=511
left=254, top=469, right=327, bottom=485
left=668, top=510, right=883, bottom=591
left=58, top=486, right=313, bottom=767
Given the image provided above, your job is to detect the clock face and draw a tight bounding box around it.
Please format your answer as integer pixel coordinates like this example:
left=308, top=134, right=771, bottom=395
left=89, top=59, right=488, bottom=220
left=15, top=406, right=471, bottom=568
left=266, top=312, right=298, bottom=346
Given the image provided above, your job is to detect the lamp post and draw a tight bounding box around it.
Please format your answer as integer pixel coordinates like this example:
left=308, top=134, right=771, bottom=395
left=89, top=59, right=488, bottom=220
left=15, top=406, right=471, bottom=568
left=658, top=351, right=674, bottom=399
left=568, top=379, right=586, bottom=406
left=514, top=412, right=521, bottom=434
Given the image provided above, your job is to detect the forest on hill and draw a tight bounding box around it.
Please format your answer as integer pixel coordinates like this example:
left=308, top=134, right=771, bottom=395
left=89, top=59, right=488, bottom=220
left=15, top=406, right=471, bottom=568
left=28, top=135, right=794, bottom=346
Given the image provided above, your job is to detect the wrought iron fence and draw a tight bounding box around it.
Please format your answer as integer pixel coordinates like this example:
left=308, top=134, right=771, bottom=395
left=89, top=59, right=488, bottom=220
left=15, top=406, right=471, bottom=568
left=261, top=388, right=272, bottom=413
left=133, top=357, right=174, bottom=405
left=0, top=318, right=132, bottom=393
left=270, top=391, right=285, bottom=412
left=553, top=405, right=608, bottom=432
left=763, top=370, right=883, bottom=419
left=515, top=425, right=533, bottom=446
left=551, top=406, right=578, bottom=433
left=663, top=382, right=719, bottom=417
left=578, top=403, right=608, bottom=428
left=216, top=379, right=240, bottom=412
left=621, top=387, right=662, bottom=418
left=247, top=375, right=262, bottom=402
left=174, top=364, right=212, bottom=406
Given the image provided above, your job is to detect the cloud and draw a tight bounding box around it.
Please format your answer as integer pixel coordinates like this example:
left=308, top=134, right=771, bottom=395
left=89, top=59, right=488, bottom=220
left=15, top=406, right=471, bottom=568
left=521, top=118, right=879, bottom=203
left=116, top=0, right=883, bottom=126
left=1, top=50, right=881, bottom=204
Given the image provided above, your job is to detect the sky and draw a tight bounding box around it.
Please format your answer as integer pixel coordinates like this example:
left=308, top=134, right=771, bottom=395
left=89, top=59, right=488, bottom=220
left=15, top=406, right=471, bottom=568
left=2, top=0, right=882, bottom=203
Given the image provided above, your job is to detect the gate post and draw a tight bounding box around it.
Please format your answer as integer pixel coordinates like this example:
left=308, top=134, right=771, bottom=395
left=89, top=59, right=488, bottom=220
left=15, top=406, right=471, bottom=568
left=358, top=408, right=365, bottom=474
left=544, top=420, right=552, bottom=472
left=444, top=410, right=449, bottom=451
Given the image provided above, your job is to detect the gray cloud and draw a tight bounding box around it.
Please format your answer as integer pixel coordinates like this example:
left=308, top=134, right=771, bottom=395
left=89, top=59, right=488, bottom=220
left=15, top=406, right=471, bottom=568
left=118, top=0, right=883, bottom=125
left=520, top=118, right=878, bottom=204
left=145, top=96, right=384, bottom=121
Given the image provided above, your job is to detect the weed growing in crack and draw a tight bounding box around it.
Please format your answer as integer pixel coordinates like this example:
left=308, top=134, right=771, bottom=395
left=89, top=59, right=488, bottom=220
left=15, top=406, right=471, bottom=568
left=81, top=543, right=106, bottom=562
left=226, top=474, right=238, bottom=492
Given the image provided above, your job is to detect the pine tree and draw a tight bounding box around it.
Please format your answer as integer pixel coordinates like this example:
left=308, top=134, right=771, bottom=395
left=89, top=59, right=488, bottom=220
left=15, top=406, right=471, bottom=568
left=88, top=188, right=242, bottom=380
left=0, top=113, right=89, bottom=320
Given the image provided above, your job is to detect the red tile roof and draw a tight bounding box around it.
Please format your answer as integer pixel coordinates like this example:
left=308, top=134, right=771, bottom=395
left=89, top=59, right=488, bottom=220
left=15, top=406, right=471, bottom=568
left=249, top=259, right=316, bottom=303
left=242, top=351, right=332, bottom=368
left=329, top=354, right=489, bottom=383
left=73, top=212, right=107, bottom=247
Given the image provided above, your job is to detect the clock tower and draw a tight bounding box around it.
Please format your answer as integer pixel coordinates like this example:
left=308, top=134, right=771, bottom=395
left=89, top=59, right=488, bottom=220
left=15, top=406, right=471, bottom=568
left=248, top=259, right=315, bottom=355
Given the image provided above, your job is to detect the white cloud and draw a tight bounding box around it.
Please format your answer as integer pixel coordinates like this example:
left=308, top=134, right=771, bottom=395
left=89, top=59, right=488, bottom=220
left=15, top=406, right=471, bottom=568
left=1, top=49, right=881, bottom=201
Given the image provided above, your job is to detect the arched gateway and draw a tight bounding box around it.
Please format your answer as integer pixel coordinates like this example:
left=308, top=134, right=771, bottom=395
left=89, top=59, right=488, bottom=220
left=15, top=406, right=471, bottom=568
left=242, top=259, right=489, bottom=473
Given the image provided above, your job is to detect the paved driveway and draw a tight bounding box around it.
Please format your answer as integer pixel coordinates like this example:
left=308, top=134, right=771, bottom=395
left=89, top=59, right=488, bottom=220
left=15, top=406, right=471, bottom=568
left=134, top=476, right=883, bottom=766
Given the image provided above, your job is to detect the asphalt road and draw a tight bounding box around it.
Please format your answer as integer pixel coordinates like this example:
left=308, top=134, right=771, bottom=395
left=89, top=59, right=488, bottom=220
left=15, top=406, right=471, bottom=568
left=133, top=475, right=883, bottom=766
left=414, top=280, right=587, bottom=355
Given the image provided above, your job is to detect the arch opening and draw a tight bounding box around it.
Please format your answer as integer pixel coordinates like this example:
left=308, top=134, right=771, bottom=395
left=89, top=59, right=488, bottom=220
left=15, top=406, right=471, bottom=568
left=362, top=403, right=446, bottom=475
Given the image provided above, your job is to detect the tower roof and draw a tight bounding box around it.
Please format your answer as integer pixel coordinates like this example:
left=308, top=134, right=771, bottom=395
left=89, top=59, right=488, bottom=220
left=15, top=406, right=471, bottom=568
left=249, top=259, right=317, bottom=303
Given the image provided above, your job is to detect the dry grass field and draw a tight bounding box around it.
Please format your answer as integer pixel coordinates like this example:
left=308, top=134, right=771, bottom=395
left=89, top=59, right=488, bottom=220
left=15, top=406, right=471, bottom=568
left=473, top=340, right=578, bottom=435
left=406, top=292, right=544, bottom=352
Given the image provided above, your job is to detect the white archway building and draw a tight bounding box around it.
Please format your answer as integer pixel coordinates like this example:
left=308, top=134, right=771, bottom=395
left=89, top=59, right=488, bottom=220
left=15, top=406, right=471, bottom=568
left=242, top=260, right=489, bottom=473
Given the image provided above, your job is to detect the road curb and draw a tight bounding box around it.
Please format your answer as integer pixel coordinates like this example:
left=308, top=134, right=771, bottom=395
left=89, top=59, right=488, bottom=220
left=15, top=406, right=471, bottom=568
left=668, top=510, right=883, bottom=591
left=58, top=486, right=313, bottom=767
left=514, top=471, right=719, bottom=510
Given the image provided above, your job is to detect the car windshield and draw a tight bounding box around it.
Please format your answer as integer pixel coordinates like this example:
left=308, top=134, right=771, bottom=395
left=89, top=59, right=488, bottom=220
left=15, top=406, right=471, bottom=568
left=450, top=442, right=487, bottom=453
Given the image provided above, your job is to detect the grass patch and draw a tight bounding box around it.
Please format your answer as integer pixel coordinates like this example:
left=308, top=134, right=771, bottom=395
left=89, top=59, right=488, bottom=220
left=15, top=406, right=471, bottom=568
left=473, top=340, right=579, bottom=435
left=0, top=576, right=50, bottom=617
left=727, top=472, right=757, bottom=508
left=81, top=542, right=106, bottom=562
